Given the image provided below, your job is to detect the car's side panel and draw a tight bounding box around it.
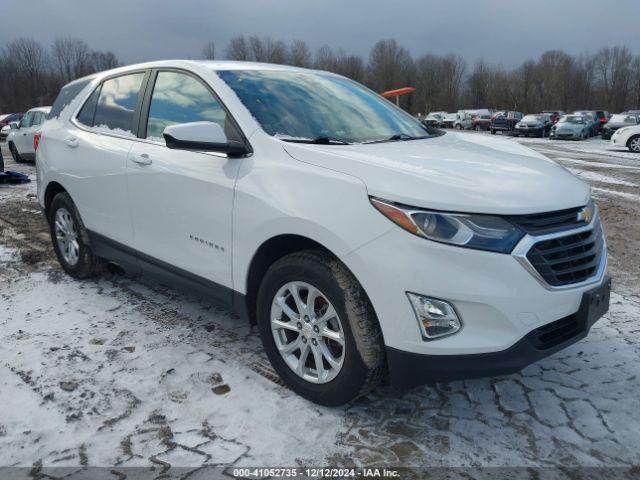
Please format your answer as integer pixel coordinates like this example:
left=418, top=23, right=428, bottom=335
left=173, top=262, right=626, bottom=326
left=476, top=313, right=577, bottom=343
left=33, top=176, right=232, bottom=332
left=41, top=119, right=136, bottom=246
left=231, top=130, right=392, bottom=296
left=126, top=142, right=240, bottom=291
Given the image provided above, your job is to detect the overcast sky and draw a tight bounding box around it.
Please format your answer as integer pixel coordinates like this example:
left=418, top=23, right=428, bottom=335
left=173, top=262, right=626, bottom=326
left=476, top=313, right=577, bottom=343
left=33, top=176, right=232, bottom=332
left=2, top=0, right=639, bottom=66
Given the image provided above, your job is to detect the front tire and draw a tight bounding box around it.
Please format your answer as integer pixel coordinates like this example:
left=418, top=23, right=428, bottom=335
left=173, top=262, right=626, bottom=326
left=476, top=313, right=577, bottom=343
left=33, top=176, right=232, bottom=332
left=256, top=250, right=385, bottom=406
left=628, top=135, right=640, bottom=153
left=48, top=192, right=102, bottom=278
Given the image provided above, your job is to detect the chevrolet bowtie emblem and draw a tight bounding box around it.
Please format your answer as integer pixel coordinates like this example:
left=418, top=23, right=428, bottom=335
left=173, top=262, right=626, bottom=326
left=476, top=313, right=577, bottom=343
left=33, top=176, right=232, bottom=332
left=577, top=205, right=593, bottom=223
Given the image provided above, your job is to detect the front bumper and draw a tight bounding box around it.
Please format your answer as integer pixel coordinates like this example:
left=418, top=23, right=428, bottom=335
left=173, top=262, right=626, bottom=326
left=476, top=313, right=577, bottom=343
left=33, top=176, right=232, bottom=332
left=550, top=130, right=579, bottom=139
left=386, top=277, right=611, bottom=388
left=514, top=127, right=544, bottom=136
left=345, top=209, right=608, bottom=387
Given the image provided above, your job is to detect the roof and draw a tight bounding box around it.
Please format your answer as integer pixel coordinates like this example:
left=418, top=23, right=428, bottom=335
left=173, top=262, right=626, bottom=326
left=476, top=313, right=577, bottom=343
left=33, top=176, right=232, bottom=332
left=27, top=106, right=51, bottom=113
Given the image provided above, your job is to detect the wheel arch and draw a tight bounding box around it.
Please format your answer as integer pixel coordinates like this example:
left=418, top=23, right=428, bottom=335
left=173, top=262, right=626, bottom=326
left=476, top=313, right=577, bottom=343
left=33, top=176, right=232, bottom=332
left=43, top=181, right=68, bottom=219
left=626, top=134, right=640, bottom=149
left=243, top=234, right=335, bottom=325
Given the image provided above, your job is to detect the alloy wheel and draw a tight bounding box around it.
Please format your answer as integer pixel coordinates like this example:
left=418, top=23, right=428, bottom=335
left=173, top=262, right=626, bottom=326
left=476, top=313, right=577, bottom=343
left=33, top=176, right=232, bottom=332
left=630, top=137, right=640, bottom=153
left=270, top=281, right=345, bottom=384
left=54, top=208, right=80, bottom=266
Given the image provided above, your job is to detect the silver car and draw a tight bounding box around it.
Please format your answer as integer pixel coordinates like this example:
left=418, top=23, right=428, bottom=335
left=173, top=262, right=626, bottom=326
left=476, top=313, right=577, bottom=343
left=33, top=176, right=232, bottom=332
left=550, top=115, right=591, bottom=140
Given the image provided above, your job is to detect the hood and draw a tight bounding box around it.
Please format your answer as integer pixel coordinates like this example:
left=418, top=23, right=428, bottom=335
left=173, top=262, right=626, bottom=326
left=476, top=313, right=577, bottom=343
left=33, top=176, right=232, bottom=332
left=556, top=122, right=584, bottom=131
left=283, top=132, right=590, bottom=215
left=604, top=122, right=631, bottom=129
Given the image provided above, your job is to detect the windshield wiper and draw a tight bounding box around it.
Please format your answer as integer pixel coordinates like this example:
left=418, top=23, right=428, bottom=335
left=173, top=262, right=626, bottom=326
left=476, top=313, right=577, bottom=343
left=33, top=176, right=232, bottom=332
left=364, top=133, right=430, bottom=144
left=280, top=136, right=351, bottom=145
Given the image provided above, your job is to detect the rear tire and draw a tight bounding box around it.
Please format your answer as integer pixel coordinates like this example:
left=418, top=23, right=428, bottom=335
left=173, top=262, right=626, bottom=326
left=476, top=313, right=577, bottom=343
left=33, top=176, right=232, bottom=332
left=9, top=143, right=22, bottom=163
left=490, top=129, right=496, bottom=135
left=256, top=250, right=385, bottom=406
left=628, top=135, right=640, bottom=153
left=48, top=192, right=103, bottom=279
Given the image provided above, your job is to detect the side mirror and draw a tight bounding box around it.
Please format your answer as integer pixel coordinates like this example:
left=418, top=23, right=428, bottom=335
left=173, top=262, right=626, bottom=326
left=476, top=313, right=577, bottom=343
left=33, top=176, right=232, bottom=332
left=163, top=121, right=249, bottom=157
left=9, top=122, right=19, bottom=130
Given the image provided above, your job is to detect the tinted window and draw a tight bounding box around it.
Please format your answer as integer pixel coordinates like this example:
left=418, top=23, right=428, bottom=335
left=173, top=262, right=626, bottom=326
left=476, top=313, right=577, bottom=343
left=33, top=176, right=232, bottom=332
left=48, top=78, right=93, bottom=119
left=32, top=111, right=45, bottom=126
left=145, top=71, right=230, bottom=141
left=77, top=86, right=101, bottom=127
left=20, top=112, right=34, bottom=128
left=93, top=73, right=145, bottom=135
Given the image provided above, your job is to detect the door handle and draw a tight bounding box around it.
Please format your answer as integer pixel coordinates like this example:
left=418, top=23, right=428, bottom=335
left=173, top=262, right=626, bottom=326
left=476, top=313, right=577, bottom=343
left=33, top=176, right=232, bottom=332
left=132, top=153, right=152, bottom=166
left=64, top=137, right=79, bottom=148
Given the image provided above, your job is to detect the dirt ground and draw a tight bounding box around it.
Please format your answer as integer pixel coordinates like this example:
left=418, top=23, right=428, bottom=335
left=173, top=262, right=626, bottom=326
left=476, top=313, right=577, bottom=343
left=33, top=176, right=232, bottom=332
left=1, top=137, right=639, bottom=477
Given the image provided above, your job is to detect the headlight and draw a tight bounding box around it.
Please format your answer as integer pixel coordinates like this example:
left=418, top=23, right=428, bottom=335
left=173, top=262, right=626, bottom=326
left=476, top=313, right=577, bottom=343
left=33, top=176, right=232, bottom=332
left=370, top=198, right=525, bottom=254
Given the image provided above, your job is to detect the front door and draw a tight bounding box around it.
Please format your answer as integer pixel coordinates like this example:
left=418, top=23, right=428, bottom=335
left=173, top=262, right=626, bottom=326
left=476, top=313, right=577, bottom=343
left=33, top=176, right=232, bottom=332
left=126, top=70, right=243, bottom=300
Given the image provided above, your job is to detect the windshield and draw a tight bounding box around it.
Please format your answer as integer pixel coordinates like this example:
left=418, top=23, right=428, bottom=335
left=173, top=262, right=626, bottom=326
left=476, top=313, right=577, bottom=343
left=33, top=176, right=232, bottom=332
left=609, top=114, right=636, bottom=124
left=559, top=115, right=585, bottom=124
left=521, top=115, right=543, bottom=123
left=217, top=70, right=430, bottom=144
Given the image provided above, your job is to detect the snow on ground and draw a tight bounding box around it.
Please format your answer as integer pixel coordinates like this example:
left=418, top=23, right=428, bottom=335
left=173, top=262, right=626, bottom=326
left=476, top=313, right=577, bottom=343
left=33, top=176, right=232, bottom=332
left=1, top=141, right=640, bottom=475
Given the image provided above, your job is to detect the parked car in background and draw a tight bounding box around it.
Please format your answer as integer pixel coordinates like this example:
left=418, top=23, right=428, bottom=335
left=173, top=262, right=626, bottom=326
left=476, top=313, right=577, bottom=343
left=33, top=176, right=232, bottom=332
left=453, top=111, right=473, bottom=130
left=7, top=106, right=51, bottom=162
left=513, top=114, right=553, bottom=137
left=601, top=113, right=640, bottom=140
left=423, top=111, right=447, bottom=128
left=573, top=111, right=600, bottom=136
left=595, top=110, right=611, bottom=129
left=472, top=114, right=492, bottom=131
left=38, top=60, right=610, bottom=405
left=0, top=125, right=11, bottom=142
left=541, top=111, right=565, bottom=124
left=550, top=115, right=591, bottom=140
left=0, top=113, right=24, bottom=141
left=441, top=113, right=458, bottom=128
left=0, top=112, right=24, bottom=129
left=611, top=124, right=640, bottom=152
left=490, top=111, right=523, bottom=134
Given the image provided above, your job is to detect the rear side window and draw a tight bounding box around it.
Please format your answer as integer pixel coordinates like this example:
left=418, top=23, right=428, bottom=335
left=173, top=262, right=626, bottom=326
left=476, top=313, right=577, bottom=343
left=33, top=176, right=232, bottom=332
left=32, top=111, right=45, bottom=126
left=144, top=71, right=231, bottom=141
left=48, top=78, right=93, bottom=119
left=91, top=73, right=145, bottom=135
left=77, top=86, right=101, bottom=127
left=20, top=112, right=34, bottom=128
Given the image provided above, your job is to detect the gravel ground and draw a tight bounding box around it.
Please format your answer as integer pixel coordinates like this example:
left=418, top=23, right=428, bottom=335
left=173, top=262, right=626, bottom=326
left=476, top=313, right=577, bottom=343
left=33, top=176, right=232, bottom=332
left=0, top=137, right=639, bottom=478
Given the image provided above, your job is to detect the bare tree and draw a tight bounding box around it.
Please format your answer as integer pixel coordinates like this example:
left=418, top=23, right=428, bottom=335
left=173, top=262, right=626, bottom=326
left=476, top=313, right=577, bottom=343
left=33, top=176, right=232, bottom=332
left=52, top=36, right=92, bottom=83
left=202, top=41, right=216, bottom=60
left=225, top=35, right=250, bottom=61
left=90, top=50, right=119, bottom=72
left=287, top=40, right=312, bottom=67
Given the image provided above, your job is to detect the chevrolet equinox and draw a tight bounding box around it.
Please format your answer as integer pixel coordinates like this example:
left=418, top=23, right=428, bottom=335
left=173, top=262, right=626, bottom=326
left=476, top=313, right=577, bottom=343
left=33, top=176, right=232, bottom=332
left=37, top=61, right=611, bottom=406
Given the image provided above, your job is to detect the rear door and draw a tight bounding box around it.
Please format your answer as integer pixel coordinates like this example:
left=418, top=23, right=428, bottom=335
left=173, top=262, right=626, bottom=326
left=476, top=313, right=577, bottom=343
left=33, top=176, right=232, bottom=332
left=16, top=111, right=34, bottom=153
left=126, top=69, right=244, bottom=299
left=60, top=71, right=149, bottom=251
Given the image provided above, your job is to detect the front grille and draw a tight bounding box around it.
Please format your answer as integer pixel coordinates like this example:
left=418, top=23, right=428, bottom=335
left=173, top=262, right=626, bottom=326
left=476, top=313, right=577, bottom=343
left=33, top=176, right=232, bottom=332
left=528, top=313, right=582, bottom=350
left=508, top=206, right=586, bottom=235
left=526, top=220, right=603, bottom=286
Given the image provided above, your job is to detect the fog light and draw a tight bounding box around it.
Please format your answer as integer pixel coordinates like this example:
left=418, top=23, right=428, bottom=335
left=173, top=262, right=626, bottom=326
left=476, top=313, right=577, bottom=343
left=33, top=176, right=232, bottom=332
left=407, top=293, right=462, bottom=340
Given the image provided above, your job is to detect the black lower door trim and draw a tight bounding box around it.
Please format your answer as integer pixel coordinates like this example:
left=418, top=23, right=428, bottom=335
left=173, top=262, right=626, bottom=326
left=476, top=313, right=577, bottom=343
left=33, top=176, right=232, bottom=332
left=87, top=230, right=247, bottom=319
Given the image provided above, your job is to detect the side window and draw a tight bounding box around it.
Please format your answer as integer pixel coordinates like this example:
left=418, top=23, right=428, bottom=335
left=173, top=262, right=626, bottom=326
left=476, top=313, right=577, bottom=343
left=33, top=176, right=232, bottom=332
left=77, top=86, right=101, bottom=127
left=92, top=73, right=145, bottom=135
left=20, top=112, right=34, bottom=128
left=32, top=112, right=45, bottom=126
left=145, top=71, right=235, bottom=142
left=48, top=78, right=92, bottom=119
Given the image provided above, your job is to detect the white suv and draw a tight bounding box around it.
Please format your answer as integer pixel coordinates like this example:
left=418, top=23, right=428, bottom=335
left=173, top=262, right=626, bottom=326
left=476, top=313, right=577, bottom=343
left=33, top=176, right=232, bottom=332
left=37, top=61, right=611, bottom=406
left=7, top=106, right=51, bottom=162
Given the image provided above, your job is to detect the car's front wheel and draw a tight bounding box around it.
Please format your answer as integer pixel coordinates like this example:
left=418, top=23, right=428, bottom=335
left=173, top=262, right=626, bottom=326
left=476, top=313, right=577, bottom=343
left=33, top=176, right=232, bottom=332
left=48, top=192, right=102, bottom=278
left=256, top=250, right=385, bottom=406
left=628, top=135, right=640, bottom=153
